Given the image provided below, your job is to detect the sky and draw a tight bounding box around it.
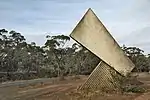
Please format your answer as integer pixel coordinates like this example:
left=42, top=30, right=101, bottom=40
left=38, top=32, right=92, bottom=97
left=0, top=0, right=150, bottom=54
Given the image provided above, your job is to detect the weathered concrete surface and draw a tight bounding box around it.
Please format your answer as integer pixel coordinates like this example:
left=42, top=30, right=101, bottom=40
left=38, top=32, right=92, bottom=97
left=70, top=8, right=135, bottom=76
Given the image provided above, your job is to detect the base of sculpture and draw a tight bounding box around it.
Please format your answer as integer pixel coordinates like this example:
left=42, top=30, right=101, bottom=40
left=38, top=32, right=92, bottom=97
left=78, top=61, right=123, bottom=92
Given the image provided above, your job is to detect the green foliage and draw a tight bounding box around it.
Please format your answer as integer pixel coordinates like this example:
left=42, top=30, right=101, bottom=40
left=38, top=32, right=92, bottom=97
left=123, top=86, right=146, bottom=93
left=0, top=29, right=150, bottom=82
left=122, top=45, right=150, bottom=72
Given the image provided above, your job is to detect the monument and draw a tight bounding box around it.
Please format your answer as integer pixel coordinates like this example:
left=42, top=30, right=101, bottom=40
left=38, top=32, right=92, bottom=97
left=69, top=8, right=135, bottom=91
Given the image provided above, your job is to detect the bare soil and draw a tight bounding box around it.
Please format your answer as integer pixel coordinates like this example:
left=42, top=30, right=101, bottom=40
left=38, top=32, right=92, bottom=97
left=0, top=73, right=150, bottom=100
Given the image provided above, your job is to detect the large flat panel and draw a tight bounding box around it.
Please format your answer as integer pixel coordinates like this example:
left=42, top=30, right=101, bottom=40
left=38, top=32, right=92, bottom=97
left=70, top=8, right=135, bottom=76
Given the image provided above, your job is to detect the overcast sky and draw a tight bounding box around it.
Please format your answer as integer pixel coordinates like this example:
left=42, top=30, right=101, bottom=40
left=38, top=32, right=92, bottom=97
left=0, top=0, right=150, bottom=54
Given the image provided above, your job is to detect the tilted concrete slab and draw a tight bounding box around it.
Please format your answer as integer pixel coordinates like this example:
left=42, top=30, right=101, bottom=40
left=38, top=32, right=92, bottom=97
left=70, top=8, right=135, bottom=76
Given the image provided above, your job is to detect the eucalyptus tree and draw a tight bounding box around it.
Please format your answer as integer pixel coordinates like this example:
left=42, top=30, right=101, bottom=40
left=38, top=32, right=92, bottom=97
left=44, top=34, right=70, bottom=78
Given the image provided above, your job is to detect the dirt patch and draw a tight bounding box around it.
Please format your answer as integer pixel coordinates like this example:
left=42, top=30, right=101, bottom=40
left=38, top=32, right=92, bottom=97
left=134, top=92, right=150, bottom=100
left=1, top=75, right=150, bottom=100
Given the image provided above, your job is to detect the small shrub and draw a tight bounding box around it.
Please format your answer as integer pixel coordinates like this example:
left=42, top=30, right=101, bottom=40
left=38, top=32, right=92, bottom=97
left=123, top=86, right=146, bottom=93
